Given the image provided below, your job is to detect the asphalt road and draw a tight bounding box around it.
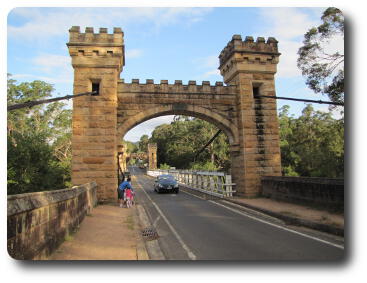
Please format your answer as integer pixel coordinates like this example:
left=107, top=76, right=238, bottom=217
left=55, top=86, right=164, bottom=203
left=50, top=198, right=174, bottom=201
left=130, top=166, right=344, bottom=261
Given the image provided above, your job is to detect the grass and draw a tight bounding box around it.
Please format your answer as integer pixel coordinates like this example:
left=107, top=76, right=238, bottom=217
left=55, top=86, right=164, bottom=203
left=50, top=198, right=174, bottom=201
left=124, top=215, right=135, bottom=231
left=279, top=211, right=299, bottom=218
left=64, top=234, right=74, bottom=241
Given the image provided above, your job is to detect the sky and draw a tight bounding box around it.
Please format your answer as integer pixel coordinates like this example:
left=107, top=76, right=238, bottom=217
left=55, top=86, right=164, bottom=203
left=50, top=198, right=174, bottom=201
left=6, top=6, right=343, bottom=142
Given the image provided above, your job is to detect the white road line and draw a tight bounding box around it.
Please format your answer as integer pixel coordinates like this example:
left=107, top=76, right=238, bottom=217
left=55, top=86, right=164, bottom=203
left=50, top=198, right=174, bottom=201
left=210, top=200, right=344, bottom=250
left=134, top=177, right=197, bottom=260
left=180, top=189, right=344, bottom=250
left=153, top=215, right=161, bottom=227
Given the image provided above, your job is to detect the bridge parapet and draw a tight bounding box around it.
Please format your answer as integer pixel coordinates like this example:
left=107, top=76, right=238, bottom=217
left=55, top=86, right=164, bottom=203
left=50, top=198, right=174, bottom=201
left=118, top=79, right=237, bottom=96
left=7, top=182, right=97, bottom=260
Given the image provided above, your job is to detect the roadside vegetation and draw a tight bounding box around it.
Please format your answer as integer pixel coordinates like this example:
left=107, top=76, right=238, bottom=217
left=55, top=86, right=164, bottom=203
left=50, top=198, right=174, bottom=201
left=7, top=75, right=72, bottom=195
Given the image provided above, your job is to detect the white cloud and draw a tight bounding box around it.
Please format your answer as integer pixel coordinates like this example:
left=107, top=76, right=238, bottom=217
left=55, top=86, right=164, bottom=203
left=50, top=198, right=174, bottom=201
left=124, top=115, right=175, bottom=142
left=194, top=55, right=219, bottom=69
left=125, top=49, right=143, bottom=59
left=32, top=54, right=71, bottom=73
left=192, top=55, right=221, bottom=80
left=258, top=8, right=319, bottom=41
left=8, top=7, right=213, bottom=42
left=11, top=73, right=72, bottom=84
left=26, top=53, right=74, bottom=84
left=258, top=8, right=321, bottom=78
left=202, top=69, right=220, bottom=78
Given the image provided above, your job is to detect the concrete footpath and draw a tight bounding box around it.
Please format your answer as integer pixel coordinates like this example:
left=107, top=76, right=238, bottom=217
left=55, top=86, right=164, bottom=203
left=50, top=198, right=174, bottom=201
left=49, top=203, right=148, bottom=260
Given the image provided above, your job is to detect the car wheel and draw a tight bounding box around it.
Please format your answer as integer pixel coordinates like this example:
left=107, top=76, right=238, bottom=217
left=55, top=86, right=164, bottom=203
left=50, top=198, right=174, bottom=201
left=175, top=189, right=179, bottom=194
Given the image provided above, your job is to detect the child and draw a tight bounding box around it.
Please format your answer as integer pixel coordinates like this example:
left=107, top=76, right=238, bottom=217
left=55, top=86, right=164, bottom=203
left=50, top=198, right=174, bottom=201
left=118, top=177, right=132, bottom=208
left=125, top=187, right=134, bottom=208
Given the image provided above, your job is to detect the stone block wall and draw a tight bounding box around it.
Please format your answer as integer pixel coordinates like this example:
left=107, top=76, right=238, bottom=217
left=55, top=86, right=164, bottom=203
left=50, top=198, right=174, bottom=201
left=219, top=35, right=282, bottom=197
left=7, top=182, right=97, bottom=260
left=68, top=26, right=124, bottom=200
left=261, top=176, right=344, bottom=210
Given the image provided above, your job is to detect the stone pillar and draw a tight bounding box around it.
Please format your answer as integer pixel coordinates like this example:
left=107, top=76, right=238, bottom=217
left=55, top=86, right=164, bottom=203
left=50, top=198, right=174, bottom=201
left=219, top=35, right=282, bottom=197
left=148, top=143, right=157, bottom=169
left=117, top=143, right=127, bottom=182
left=67, top=26, right=125, bottom=200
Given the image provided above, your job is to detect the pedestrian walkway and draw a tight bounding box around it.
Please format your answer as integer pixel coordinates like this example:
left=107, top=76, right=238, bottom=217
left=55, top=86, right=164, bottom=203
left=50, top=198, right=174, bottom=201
left=228, top=197, right=344, bottom=235
left=49, top=204, right=148, bottom=260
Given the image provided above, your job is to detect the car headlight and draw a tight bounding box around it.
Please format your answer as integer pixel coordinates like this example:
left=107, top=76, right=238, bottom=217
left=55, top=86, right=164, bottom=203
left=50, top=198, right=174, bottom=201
left=174, top=184, right=179, bottom=188
left=158, top=184, right=163, bottom=188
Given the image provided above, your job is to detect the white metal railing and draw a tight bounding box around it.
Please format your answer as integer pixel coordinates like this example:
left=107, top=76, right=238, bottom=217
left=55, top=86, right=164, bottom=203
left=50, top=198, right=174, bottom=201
left=146, top=169, right=236, bottom=197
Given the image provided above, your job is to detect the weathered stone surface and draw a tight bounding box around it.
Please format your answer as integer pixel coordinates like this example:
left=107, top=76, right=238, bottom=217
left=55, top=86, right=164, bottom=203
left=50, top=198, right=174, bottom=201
left=68, top=27, right=281, bottom=198
left=7, top=182, right=97, bottom=260
left=261, top=176, right=344, bottom=210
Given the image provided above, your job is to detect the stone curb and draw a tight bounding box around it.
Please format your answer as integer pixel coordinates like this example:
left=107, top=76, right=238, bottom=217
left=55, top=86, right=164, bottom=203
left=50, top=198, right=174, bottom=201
left=135, top=204, right=165, bottom=260
left=226, top=198, right=344, bottom=237
left=133, top=207, right=149, bottom=260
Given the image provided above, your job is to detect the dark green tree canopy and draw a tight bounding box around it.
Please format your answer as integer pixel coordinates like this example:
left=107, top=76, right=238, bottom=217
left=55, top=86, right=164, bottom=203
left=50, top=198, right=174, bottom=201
left=149, top=116, right=230, bottom=171
left=297, top=7, right=344, bottom=105
left=7, top=75, right=72, bottom=195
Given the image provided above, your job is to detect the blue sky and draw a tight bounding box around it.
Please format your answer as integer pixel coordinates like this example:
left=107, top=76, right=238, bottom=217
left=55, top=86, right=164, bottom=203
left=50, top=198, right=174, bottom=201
left=7, top=7, right=341, bottom=142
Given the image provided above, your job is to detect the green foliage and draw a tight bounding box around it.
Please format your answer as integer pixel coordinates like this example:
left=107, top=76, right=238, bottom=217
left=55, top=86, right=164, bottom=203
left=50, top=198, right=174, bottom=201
left=7, top=75, right=72, bottom=195
left=149, top=116, right=230, bottom=172
left=124, top=140, right=138, bottom=153
left=278, top=104, right=344, bottom=178
left=297, top=7, right=344, bottom=106
left=190, top=161, right=219, bottom=171
left=159, top=163, right=171, bottom=170
left=138, top=134, right=149, bottom=152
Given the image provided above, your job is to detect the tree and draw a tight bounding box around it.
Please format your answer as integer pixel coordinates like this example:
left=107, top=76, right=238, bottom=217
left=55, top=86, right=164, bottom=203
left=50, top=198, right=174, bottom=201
left=297, top=7, right=344, bottom=105
left=149, top=116, right=230, bottom=171
left=278, top=104, right=344, bottom=178
left=138, top=134, right=149, bottom=153
left=7, top=76, right=72, bottom=194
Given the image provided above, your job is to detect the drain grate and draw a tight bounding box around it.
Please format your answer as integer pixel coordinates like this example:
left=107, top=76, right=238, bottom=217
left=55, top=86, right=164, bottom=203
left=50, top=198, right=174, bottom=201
left=141, top=227, right=159, bottom=241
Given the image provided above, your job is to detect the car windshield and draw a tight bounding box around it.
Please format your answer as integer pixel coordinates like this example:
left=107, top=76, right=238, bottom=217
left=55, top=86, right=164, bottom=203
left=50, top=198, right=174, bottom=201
left=158, top=175, right=175, bottom=181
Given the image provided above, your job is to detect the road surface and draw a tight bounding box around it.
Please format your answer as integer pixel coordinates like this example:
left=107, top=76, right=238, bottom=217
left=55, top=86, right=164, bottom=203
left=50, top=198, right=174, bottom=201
left=130, top=166, right=344, bottom=261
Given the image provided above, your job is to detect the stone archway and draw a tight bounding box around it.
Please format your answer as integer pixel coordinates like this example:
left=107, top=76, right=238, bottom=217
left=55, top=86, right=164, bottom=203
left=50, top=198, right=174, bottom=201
left=67, top=26, right=282, bottom=200
left=117, top=104, right=238, bottom=145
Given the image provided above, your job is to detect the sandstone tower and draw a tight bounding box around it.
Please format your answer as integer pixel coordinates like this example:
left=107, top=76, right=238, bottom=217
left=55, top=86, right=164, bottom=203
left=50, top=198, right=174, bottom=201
left=148, top=143, right=158, bottom=170
left=67, top=26, right=124, bottom=200
left=219, top=35, right=282, bottom=196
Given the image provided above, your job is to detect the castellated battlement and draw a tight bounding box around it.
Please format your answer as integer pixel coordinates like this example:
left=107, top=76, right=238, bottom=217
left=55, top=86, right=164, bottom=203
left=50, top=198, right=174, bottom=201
left=118, top=79, right=236, bottom=95
left=219, top=35, right=280, bottom=68
left=67, top=26, right=125, bottom=69
left=68, top=26, right=124, bottom=46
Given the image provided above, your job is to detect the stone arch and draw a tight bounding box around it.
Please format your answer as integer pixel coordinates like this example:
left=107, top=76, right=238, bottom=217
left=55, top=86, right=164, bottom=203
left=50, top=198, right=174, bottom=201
left=117, top=104, right=239, bottom=145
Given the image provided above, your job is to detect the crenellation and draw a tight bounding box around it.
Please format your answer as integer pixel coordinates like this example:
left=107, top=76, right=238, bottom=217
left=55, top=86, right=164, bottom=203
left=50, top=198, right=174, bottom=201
left=219, top=35, right=280, bottom=69
left=117, top=80, right=236, bottom=96
left=67, top=26, right=124, bottom=47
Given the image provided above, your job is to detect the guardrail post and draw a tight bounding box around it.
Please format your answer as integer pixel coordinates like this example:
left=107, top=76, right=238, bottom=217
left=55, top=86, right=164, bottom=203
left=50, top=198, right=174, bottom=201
left=225, top=175, right=232, bottom=197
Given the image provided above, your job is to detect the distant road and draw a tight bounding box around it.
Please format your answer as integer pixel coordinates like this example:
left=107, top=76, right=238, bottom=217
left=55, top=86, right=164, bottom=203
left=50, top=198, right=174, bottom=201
left=130, top=166, right=344, bottom=260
